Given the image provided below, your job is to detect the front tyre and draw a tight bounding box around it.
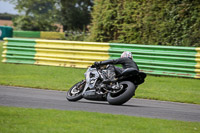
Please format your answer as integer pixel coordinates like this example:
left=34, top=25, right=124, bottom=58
left=107, top=81, right=135, bottom=105
left=66, top=80, right=85, bottom=101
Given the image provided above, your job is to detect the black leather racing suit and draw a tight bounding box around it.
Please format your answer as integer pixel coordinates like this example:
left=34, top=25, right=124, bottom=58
left=100, top=57, right=139, bottom=75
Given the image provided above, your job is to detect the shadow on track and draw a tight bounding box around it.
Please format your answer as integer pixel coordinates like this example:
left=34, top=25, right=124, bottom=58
left=77, top=100, right=148, bottom=108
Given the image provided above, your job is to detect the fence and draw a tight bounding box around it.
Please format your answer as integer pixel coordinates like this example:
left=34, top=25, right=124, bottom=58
left=13, top=31, right=65, bottom=39
left=2, top=38, right=200, bottom=78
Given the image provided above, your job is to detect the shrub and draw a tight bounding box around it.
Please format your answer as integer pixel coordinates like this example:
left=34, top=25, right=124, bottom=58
left=89, top=0, right=200, bottom=46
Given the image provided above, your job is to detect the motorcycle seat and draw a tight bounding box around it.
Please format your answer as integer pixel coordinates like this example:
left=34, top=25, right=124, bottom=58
left=121, top=68, right=139, bottom=76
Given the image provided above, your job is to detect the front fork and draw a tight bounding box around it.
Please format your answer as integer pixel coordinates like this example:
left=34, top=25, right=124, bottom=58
left=82, top=69, right=100, bottom=95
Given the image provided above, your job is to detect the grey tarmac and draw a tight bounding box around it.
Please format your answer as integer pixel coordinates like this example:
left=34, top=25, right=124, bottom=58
left=0, top=85, right=200, bottom=122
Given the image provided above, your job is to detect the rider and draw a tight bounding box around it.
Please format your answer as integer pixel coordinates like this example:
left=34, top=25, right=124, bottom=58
left=95, top=51, right=139, bottom=72
left=94, top=51, right=140, bottom=83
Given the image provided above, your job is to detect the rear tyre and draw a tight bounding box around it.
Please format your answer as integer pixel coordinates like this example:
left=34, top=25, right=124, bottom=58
left=107, top=81, right=135, bottom=105
left=66, top=80, right=85, bottom=101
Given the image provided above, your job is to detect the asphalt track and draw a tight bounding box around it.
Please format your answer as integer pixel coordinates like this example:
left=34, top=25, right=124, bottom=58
left=0, top=85, right=200, bottom=122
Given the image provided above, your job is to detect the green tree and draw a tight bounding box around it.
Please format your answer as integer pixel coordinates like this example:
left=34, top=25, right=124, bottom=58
left=3, top=0, right=58, bottom=31
left=0, top=13, right=18, bottom=20
left=58, top=0, right=93, bottom=31
left=3, top=0, right=93, bottom=31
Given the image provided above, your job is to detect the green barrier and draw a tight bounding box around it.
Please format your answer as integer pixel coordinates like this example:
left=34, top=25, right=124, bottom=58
left=13, top=31, right=40, bottom=38
left=0, top=26, right=13, bottom=40
left=2, top=38, right=110, bottom=68
left=2, top=38, right=200, bottom=78
left=109, top=43, right=199, bottom=78
left=2, top=38, right=36, bottom=64
left=13, top=31, right=65, bottom=39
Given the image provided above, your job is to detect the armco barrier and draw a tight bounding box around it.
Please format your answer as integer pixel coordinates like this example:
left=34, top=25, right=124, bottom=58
left=13, top=31, right=65, bottom=39
left=40, top=31, right=65, bottom=39
left=109, top=43, right=200, bottom=78
left=2, top=38, right=200, bottom=78
left=13, top=31, right=40, bottom=38
left=2, top=38, right=110, bottom=68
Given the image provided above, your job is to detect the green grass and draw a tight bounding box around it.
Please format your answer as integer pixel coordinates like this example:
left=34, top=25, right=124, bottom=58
left=0, top=41, right=200, bottom=104
left=0, top=60, right=85, bottom=90
left=135, top=76, right=200, bottom=104
left=0, top=106, right=199, bottom=133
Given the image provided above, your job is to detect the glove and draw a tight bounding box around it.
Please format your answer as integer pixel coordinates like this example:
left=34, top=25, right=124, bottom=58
left=94, top=61, right=101, bottom=66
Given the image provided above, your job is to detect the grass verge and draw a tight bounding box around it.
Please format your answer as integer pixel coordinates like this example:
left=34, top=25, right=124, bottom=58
left=0, top=106, right=199, bottom=133
left=0, top=42, right=200, bottom=104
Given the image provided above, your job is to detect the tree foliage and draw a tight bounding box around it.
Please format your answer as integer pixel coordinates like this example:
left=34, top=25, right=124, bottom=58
left=89, top=0, right=200, bottom=46
left=3, top=0, right=93, bottom=31
left=58, top=0, right=93, bottom=31
left=0, top=13, right=18, bottom=20
left=3, top=0, right=58, bottom=31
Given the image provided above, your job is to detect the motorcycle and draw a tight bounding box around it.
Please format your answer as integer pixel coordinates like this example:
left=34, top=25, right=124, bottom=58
left=66, top=64, right=146, bottom=105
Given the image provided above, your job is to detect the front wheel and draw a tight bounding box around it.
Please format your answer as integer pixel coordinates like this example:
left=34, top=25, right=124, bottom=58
left=107, top=81, right=135, bottom=105
left=66, top=80, right=85, bottom=101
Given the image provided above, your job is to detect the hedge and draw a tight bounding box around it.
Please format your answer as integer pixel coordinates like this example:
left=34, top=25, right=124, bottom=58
left=89, top=0, right=200, bottom=47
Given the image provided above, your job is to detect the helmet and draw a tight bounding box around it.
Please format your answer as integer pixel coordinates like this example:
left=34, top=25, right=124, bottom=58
left=121, top=51, right=133, bottom=59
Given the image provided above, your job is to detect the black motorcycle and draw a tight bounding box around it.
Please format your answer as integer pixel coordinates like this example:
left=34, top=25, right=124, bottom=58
left=66, top=64, right=146, bottom=105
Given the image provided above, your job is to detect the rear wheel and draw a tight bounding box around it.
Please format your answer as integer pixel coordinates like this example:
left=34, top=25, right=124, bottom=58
left=107, top=81, right=135, bottom=105
left=66, top=80, right=85, bottom=101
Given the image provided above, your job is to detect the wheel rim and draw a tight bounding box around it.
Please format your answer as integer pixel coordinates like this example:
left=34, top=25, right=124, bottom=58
left=110, top=84, right=127, bottom=97
left=69, top=83, right=84, bottom=96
